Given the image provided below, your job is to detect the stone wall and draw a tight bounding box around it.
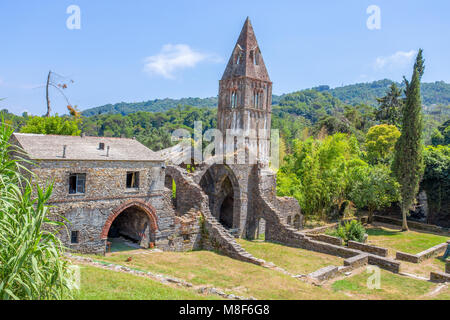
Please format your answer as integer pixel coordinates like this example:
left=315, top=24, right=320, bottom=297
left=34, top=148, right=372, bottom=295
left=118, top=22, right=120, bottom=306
left=348, top=241, right=388, bottom=257
left=374, top=215, right=449, bottom=234
left=396, top=242, right=448, bottom=263
left=28, top=159, right=202, bottom=254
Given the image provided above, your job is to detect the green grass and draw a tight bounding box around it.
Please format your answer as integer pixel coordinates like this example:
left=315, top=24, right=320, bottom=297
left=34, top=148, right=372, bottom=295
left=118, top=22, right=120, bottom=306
left=83, top=250, right=348, bottom=300
left=74, top=265, right=220, bottom=300
left=237, top=239, right=343, bottom=275
left=366, top=226, right=449, bottom=255
left=331, top=269, right=437, bottom=300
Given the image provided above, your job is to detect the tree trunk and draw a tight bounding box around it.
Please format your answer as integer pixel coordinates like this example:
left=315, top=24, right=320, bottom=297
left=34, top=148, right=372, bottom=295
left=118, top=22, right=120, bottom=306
left=45, top=71, right=51, bottom=117
left=368, top=209, right=374, bottom=224
left=401, top=206, right=409, bottom=232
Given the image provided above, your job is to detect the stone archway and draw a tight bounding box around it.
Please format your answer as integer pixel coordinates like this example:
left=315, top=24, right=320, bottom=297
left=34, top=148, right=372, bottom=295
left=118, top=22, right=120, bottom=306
left=101, top=200, right=158, bottom=249
left=199, top=164, right=241, bottom=230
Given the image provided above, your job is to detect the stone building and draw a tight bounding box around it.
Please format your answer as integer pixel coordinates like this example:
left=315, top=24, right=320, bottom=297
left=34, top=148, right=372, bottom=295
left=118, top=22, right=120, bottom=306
left=12, top=18, right=304, bottom=259
left=11, top=133, right=202, bottom=254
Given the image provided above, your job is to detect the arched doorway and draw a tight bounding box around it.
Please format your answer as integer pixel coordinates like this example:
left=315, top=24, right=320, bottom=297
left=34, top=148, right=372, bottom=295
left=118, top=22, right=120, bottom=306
left=199, top=164, right=240, bottom=231
left=102, top=201, right=158, bottom=252
left=218, top=177, right=234, bottom=228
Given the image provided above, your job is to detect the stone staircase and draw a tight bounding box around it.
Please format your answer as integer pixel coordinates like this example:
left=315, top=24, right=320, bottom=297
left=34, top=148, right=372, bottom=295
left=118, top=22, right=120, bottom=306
left=166, top=165, right=268, bottom=267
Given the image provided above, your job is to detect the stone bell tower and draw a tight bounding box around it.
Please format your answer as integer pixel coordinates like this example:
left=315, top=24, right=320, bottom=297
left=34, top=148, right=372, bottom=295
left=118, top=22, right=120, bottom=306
left=217, top=17, right=272, bottom=164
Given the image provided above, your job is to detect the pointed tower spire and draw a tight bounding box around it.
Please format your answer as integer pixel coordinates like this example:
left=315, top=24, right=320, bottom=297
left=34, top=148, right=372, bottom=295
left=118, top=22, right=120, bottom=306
left=221, top=17, right=270, bottom=82
left=217, top=17, right=273, bottom=164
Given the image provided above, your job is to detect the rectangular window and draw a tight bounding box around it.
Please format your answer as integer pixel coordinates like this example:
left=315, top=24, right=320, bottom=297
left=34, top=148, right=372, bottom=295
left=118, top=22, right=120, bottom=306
left=69, top=173, right=86, bottom=194
left=71, top=231, right=79, bottom=244
left=126, top=172, right=140, bottom=189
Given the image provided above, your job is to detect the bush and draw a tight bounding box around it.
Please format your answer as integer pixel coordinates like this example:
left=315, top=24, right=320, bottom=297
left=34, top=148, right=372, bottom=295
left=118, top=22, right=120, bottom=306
left=0, top=120, right=74, bottom=300
left=328, top=220, right=366, bottom=244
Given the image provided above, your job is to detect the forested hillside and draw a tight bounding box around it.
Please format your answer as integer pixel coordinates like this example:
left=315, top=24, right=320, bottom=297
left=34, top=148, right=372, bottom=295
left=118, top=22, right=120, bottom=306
left=81, top=80, right=450, bottom=116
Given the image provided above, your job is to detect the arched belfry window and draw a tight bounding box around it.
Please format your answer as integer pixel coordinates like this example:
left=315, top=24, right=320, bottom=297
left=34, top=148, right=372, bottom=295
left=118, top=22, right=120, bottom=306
left=255, top=49, right=260, bottom=65
left=230, top=91, right=237, bottom=108
left=253, top=91, right=259, bottom=108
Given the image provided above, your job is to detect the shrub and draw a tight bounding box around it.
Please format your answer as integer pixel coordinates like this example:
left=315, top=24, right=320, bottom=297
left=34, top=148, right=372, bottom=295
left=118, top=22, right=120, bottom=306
left=0, top=120, right=74, bottom=300
left=328, top=220, right=366, bottom=244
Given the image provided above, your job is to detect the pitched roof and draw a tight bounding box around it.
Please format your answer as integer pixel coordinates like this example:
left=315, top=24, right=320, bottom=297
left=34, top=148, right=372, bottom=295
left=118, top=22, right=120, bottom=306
left=221, top=17, right=271, bottom=82
left=12, top=133, right=162, bottom=162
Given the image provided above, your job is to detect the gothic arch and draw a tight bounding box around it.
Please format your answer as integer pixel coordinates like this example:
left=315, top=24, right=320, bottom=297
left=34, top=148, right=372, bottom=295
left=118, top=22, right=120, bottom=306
left=199, top=164, right=241, bottom=229
left=101, top=199, right=158, bottom=240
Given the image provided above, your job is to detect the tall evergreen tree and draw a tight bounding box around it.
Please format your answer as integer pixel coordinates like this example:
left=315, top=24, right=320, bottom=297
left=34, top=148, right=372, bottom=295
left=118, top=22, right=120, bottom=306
left=392, top=49, right=425, bottom=231
left=376, top=83, right=403, bottom=127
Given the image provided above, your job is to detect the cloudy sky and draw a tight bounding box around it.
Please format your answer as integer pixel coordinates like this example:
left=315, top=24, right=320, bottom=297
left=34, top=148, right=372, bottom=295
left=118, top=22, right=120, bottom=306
left=1, top=0, right=450, bottom=115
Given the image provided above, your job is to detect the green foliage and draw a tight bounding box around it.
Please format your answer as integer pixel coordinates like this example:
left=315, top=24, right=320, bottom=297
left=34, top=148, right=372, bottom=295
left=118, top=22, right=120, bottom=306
left=328, top=220, right=366, bottom=244
left=392, top=49, right=425, bottom=229
left=277, top=133, right=367, bottom=219
left=20, top=115, right=81, bottom=136
left=365, top=124, right=401, bottom=164
left=376, top=83, right=403, bottom=127
left=421, top=145, right=450, bottom=221
left=0, top=121, right=73, bottom=300
left=348, top=165, right=399, bottom=222
left=431, top=120, right=450, bottom=146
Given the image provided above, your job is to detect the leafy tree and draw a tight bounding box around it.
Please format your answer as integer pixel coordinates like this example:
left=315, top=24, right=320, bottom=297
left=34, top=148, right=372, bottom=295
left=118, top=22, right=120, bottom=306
left=277, top=133, right=366, bottom=219
left=348, top=164, right=399, bottom=223
left=421, top=146, right=450, bottom=226
left=365, top=124, right=401, bottom=164
left=376, top=83, right=404, bottom=127
left=20, top=115, right=81, bottom=136
left=392, top=49, right=425, bottom=231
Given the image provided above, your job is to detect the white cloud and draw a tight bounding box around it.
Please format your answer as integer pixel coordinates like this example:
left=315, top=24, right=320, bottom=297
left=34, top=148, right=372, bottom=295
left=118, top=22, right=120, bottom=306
left=374, top=50, right=417, bottom=71
left=143, top=44, right=221, bottom=79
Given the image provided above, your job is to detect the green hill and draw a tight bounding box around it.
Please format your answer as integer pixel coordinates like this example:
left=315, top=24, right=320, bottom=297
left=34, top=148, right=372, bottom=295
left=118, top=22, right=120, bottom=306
left=81, top=80, right=450, bottom=117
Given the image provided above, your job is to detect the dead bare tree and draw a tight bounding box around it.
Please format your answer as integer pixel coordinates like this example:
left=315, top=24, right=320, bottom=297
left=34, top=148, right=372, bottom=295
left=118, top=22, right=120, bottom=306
left=44, top=71, right=75, bottom=117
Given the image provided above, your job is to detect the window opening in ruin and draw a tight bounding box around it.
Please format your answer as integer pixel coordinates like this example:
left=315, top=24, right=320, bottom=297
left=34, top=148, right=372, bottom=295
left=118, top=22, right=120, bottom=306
left=294, top=214, right=301, bottom=230
left=71, top=231, right=79, bottom=244
left=126, top=171, right=140, bottom=189
left=69, top=173, right=86, bottom=194
left=230, top=91, right=237, bottom=108
left=99, top=142, right=105, bottom=150
left=257, top=218, right=266, bottom=240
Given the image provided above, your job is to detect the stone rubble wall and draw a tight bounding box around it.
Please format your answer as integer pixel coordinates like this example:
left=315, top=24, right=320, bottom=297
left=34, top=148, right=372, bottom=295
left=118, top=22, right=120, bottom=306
left=396, top=241, right=448, bottom=264
left=430, top=271, right=450, bottom=283
left=166, top=165, right=267, bottom=266
left=348, top=240, right=389, bottom=257
left=374, top=215, right=450, bottom=235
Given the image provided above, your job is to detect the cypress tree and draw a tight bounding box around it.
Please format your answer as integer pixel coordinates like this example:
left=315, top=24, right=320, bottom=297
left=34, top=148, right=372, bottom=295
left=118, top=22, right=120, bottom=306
left=392, top=49, right=425, bottom=231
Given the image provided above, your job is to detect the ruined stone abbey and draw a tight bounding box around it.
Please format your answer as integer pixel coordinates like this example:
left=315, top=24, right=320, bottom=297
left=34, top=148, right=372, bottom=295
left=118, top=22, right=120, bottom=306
left=9, top=17, right=307, bottom=264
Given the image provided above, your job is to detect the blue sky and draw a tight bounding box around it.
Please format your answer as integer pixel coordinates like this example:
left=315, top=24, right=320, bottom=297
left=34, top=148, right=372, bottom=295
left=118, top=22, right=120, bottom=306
left=1, top=0, right=449, bottom=115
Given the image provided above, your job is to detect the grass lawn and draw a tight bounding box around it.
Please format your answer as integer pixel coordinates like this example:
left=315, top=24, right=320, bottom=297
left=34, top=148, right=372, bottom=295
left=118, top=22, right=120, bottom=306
left=74, top=265, right=220, bottom=300
left=330, top=269, right=439, bottom=300
left=366, top=225, right=449, bottom=255
left=84, top=250, right=348, bottom=300
left=401, top=257, right=449, bottom=278
left=236, top=239, right=343, bottom=275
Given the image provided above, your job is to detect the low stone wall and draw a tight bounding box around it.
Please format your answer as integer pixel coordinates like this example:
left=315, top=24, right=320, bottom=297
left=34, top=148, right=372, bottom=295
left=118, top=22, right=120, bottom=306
left=396, top=242, right=448, bottom=263
left=348, top=241, right=388, bottom=257
left=307, top=265, right=339, bottom=282
left=344, top=254, right=369, bottom=271
left=373, top=215, right=449, bottom=234
left=307, top=234, right=343, bottom=246
left=368, top=255, right=401, bottom=273
left=430, top=271, right=450, bottom=283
